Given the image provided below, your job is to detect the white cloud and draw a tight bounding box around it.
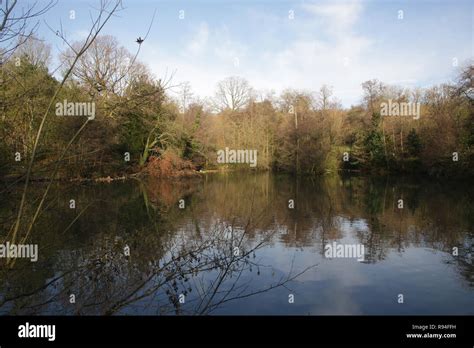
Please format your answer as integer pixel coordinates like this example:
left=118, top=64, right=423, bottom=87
left=242, top=1, right=373, bottom=103
left=302, top=1, right=363, bottom=37
left=141, top=22, right=250, bottom=99
left=70, top=29, right=90, bottom=41
left=187, top=22, right=209, bottom=55
left=138, top=0, right=466, bottom=107
left=213, top=26, right=248, bottom=64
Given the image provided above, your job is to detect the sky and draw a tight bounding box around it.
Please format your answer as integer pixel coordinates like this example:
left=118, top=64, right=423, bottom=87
left=21, top=0, right=474, bottom=106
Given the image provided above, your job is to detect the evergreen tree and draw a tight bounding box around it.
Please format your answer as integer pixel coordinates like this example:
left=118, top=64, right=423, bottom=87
left=406, top=128, right=422, bottom=158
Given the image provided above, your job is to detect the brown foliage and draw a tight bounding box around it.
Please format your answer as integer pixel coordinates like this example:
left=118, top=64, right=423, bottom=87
left=145, top=149, right=197, bottom=178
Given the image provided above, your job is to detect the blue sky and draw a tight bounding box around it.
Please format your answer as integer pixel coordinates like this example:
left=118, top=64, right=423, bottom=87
left=26, top=0, right=474, bottom=106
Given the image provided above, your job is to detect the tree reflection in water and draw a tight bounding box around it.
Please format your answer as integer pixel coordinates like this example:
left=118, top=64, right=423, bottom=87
left=0, top=173, right=472, bottom=314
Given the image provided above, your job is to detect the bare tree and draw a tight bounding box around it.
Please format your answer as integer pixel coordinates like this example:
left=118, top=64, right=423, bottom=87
left=361, top=79, right=386, bottom=114
left=61, top=34, right=150, bottom=97
left=316, top=84, right=333, bottom=113
left=14, top=35, right=51, bottom=68
left=0, top=0, right=55, bottom=62
left=455, top=62, right=474, bottom=103
left=214, top=76, right=252, bottom=112
left=177, top=81, right=193, bottom=113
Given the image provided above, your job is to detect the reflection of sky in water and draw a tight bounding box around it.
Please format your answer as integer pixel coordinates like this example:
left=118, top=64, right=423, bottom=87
left=0, top=174, right=472, bottom=315
left=210, top=216, right=473, bottom=315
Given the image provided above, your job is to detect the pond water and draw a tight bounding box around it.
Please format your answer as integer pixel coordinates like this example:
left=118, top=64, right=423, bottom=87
left=0, top=173, right=473, bottom=315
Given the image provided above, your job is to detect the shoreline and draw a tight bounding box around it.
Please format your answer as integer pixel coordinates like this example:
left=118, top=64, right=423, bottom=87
left=1, top=166, right=473, bottom=186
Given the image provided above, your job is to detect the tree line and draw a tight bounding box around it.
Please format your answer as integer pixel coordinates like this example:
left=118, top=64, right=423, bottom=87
left=1, top=34, right=473, bottom=180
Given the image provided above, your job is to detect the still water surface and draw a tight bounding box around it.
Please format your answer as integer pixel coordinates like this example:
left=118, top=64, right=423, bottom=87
left=0, top=173, right=472, bottom=315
